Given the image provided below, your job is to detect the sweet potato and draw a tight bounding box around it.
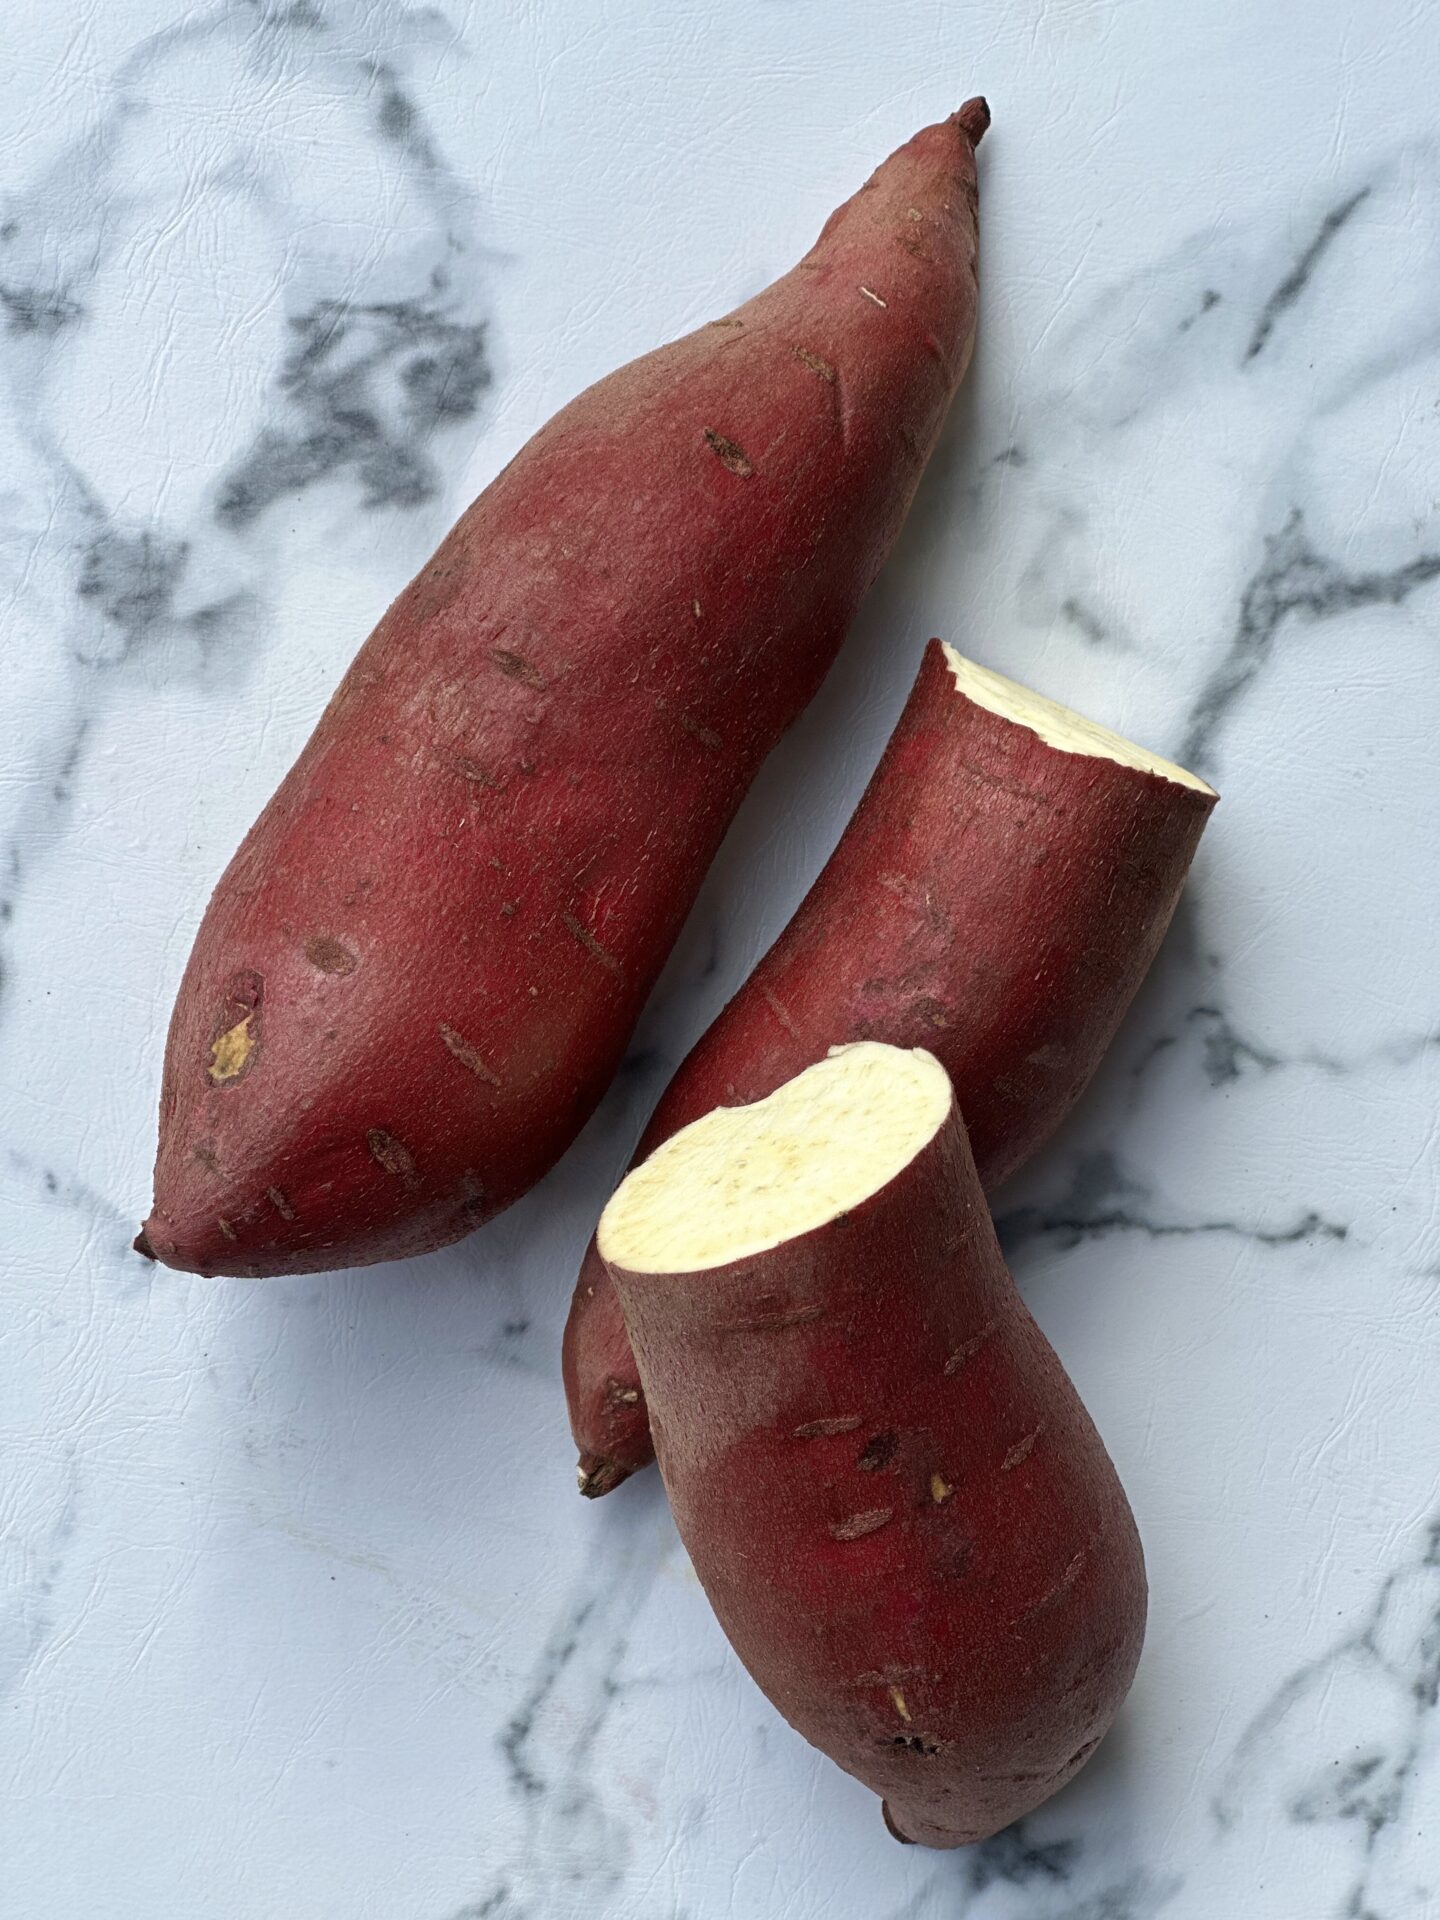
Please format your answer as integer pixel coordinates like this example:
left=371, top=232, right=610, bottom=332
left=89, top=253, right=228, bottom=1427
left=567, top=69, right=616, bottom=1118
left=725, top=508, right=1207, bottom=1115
left=599, top=1042, right=1147, bottom=1848
left=567, top=640, right=1216, bottom=1490
left=137, top=104, right=989, bottom=1276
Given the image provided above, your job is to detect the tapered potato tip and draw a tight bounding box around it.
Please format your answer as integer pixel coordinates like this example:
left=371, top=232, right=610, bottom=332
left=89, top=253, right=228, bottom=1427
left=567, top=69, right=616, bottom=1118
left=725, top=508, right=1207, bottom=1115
left=577, top=1453, right=633, bottom=1499
left=133, top=1228, right=156, bottom=1261
left=954, top=97, right=990, bottom=144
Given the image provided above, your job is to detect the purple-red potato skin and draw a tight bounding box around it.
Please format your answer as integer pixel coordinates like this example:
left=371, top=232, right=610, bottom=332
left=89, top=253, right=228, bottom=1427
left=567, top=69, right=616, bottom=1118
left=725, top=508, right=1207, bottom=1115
left=139, top=106, right=988, bottom=1276
left=603, top=1093, right=1147, bottom=1847
left=566, top=640, right=1216, bottom=1490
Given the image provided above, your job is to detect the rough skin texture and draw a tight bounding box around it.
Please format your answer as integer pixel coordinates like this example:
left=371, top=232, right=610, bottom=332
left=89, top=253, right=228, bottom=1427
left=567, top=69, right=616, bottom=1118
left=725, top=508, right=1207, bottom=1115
left=139, top=104, right=988, bottom=1276
left=603, top=1082, right=1148, bottom=1848
left=566, top=639, right=1217, bottom=1491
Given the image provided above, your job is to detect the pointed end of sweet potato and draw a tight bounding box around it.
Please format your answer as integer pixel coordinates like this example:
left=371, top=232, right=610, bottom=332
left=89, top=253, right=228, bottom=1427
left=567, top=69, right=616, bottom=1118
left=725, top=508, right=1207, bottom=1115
left=577, top=1452, right=634, bottom=1499
left=954, top=97, right=991, bottom=145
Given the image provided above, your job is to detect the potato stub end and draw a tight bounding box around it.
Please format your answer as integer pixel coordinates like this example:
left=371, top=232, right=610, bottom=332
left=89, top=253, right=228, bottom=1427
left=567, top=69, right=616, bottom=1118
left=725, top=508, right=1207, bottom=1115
left=208, top=1016, right=255, bottom=1084
left=598, top=1042, right=951, bottom=1274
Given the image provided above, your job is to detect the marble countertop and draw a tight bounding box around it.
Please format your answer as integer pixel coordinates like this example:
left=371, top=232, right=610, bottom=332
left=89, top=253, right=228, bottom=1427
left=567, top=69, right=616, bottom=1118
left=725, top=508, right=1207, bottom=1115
left=3, top=2, right=1438, bottom=1915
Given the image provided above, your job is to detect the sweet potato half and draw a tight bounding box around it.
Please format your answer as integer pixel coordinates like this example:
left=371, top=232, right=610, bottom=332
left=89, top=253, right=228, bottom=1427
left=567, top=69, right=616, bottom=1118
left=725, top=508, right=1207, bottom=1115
left=567, top=641, right=1216, bottom=1490
left=599, top=1042, right=1147, bottom=1848
left=138, top=105, right=989, bottom=1276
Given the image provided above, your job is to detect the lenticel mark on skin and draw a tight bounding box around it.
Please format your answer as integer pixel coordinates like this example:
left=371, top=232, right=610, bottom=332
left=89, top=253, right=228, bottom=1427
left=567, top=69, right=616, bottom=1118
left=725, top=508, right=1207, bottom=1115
left=367, top=1128, right=419, bottom=1188
left=944, top=1318, right=999, bottom=1374
left=830, top=1508, right=893, bottom=1542
left=702, top=429, right=754, bottom=478
left=304, top=934, right=357, bottom=975
left=489, top=647, right=546, bottom=689
left=792, top=345, right=837, bottom=383
left=562, top=913, right=623, bottom=977
left=793, top=1415, right=863, bottom=1439
left=681, top=713, right=723, bottom=750
left=438, top=1022, right=502, bottom=1087
left=721, top=1303, right=824, bottom=1333
left=1001, top=1425, right=1045, bottom=1472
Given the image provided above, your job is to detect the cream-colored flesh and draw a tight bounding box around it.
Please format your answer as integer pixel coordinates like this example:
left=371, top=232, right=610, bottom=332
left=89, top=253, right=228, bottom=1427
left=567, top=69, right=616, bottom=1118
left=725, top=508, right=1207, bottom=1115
left=942, top=644, right=1215, bottom=795
left=598, top=1042, right=951, bottom=1275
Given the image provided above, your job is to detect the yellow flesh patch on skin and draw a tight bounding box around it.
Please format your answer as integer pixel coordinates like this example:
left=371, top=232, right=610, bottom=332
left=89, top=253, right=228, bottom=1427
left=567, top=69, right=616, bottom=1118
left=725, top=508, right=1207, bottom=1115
left=208, top=1016, right=254, bottom=1082
left=598, top=1042, right=951, bottom=1275
left=941, top=644, right=1215, bottom=795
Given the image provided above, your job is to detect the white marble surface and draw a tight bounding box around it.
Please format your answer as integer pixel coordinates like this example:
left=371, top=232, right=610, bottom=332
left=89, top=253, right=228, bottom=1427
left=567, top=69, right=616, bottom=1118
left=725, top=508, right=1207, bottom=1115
left=3, top=1, right=1438, bottom=1914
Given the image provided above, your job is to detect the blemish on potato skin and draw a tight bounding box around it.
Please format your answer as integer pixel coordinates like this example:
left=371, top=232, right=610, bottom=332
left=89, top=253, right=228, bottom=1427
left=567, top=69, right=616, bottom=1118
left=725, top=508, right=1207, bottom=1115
left=208, top=971, right=264, bottom=1085
left=438, top=1022, right=502, bottom=1087
left=703, top=428, right=754, bottom=478
left=1001, top=1424, right=1045, bottom=1472
left=760, top=986, right=798, bottom=1038
left=216, top=1217, right=238, bottom=1242
left=792, top=345, right=837, bottom=384
left=208, top=1016, right=255, bottom=1084
left=303, top=935, right=357, bottom=975
left=858, top=1431, right=898, bottom=1472
left=681, top=713, right=723, bottom=750
left=367, top=1128, right=419, bottom=1188
left=490, top=647, right=546, bottom=689
left=267, top=1186, right=296, bottom=1222
left=889, top=1687, right=911, bottom=1721
left=830, top=1508, right=893, bottom=1542
left=929, top=1472, right=953, bottom=1504
left=720, top=1302, right=823, bottom=1333
left=944, top=1318, right=999, bottom=1375
left=562, top=913, right=623, bottom=977
left=793, top=1415, right=863, bottom=1438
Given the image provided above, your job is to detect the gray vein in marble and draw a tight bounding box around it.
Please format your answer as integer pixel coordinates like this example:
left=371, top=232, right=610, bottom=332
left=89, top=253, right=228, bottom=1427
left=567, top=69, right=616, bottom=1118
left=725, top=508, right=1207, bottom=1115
left=1214, top=1518, right=1440, bottom=1919
left=465, top=1499, right=669, bottom=1916
left=882, top=1821, right=1180, bottom=1920
left=997, top=1149, right=1348, bottom=1257
left=1180, top=510, right=1440, bottom=772
left=0, top=1463, right=78, bottom=1708
left=1245, top=189, right=1371, bottom=362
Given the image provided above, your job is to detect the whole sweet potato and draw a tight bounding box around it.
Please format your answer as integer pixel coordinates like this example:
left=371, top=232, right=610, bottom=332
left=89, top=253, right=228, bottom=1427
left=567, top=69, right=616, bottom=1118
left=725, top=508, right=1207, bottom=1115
left=139, top=105, right=988, bottom=1276
left=567, top=640, right=1215, bottom=1490
left=599, top=1042, right=1147, bottom=1848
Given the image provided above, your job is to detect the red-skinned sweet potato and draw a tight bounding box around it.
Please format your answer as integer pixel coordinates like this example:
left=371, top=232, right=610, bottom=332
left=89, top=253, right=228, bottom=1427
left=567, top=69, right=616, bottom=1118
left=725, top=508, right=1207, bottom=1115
left=567, top=640, right=1216, bottom=1491
left=138, top=104, right=989, bottom=1276
left=599, top=1042, right=1147, bottom=1848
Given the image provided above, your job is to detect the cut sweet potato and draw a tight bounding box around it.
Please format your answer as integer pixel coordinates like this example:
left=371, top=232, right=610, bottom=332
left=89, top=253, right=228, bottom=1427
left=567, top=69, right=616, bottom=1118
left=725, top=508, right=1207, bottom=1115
left=567, top=640, right=1215, bottom=1490
left=600, top=1042, right=1147, bottom=1848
